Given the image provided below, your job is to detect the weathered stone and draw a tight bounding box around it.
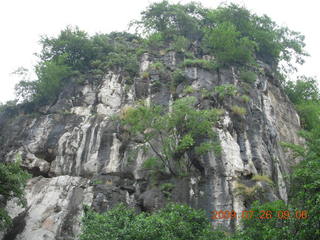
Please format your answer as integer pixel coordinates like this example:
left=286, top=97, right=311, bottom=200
left=0, top=52, right=304, bottom=239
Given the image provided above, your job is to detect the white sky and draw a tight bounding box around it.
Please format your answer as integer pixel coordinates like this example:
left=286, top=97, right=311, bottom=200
left=0, top=0, right=319, bottom=103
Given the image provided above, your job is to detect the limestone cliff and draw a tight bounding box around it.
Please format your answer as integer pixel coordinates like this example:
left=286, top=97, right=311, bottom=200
left=0, top=51, right=303, bottom=239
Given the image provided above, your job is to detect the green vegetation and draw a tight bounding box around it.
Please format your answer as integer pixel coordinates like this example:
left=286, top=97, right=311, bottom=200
left=233, top=200, right=292, bottom=240
left=203, top=22, right=256, bottom=66
left=122, top=97, right=221, bottom=176
left=171, top=36, right=190, bottom=53
left=171, top=69, right=185, bottom=87
left=181, top=59, right=217, bottom=71
left=0, top=156, right=31, bottom=230
left=91, top=179, right=103, bottom=185
left=13, top=1, right=307, bottom=112
left=0, top=100, right=18, bottom=114
left=240, top=94, right=250, bottom=103
left=135, top=1, right=307, bottom=69
left=282, top=75, right=320, bottom=239
left=183, top=86, right=196, bottom=94
left=142, top=157, right=160, bottom=170
left=284, top=76, right=320, bottom=130
left=15, top=28, right=141, bottom=107
left=239, top=70, right=257, bottom=84
left=141, top=71, right=150, bottom=80
left=214, top=84, right=238, bottom=99
left=149, top=62, right=165, bottom=73
left=160, top=183, right=175, bottom=199
left=284, top=76, right=319, bottom=105
left=80, top=203, right=225, bottom=240
left=200, top=84, right=238, bottom=101
left=231, top=105, right=246, bottom=116
left=252, top=175, right=274, bottom=186
left=235, top=182, right=262, bottom=201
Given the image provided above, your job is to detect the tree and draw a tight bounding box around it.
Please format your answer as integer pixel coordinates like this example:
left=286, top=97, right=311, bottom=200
left=80, top=203, right=225, bottom=240
left=0, top=156, right=31, bottom=230
left=135, top=1, right=205, bottom=41
left=203, top=3, right=308, bottom=69
left=284, top=76, right=320, bottom=130
left=135, top=1, right=307, bottom=72
left=15, top=27, right=141, bottom=105
left=34, top=56, right=73, bottom=103
left=39, top=27, right=96, bottom=72
left=284, top=76, right=320, bottom=105
left=233, top=200, right=293, bottom=240
left=202, top=22, right=256, bottom=66
left=122, top=97, right=222, bottom=176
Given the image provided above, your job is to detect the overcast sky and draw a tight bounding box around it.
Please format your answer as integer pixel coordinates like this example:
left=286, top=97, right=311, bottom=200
left=0, top=0, right=319, bottom=103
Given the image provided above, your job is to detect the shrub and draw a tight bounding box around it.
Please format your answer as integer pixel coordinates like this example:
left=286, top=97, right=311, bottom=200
left=240, top=94, right=250, bottom=103
left=214, top=84, right=238, bottom=99
left=141, top=71, right=150, bottom=79
left=181, top=59, right=217, bottom=71
left=0, top=156, right=31, bottom=230
left=160, top=183, right=175, bottom=198
left=240, top=70, right=257, bottom=83
left=142, top=157, right=159, bottom=170
left=171, top=35, right=190, bottom=52
left=91, top=179, right=103, bottom=185
left=80, top=203, right=225, bottom=240
left=145, top=32, right=165, bottom=49
left=183, top=86, right=196, bottom=94
left=235, top=182, right=261, bottom=200
left=235, top=200, right=292, bottom=240
left=200, top=88, right=211, bottom=98
left=231, top=105, right=246, bottom=116
left=149, top=62, right=165, bottom=73
left=252, top=175, right=274, bottom=186
left=172, top=69, right=185, bottom=87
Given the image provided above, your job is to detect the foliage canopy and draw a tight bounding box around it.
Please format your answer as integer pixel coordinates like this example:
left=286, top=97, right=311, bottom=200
left=13, top=1, right=308, bottom=108
left=0, top=157, right=31, bottom=230
left=135, top=1, right=307, bottom=68
left=80, top=203, right=225, bottom=240
left=122, top=97, right=221, bottom=176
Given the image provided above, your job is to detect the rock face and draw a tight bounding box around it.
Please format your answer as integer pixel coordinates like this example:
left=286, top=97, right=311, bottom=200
left=0, top=52, right=303, bottom=239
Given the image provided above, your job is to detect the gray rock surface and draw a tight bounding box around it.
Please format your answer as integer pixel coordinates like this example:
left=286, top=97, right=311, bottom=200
left=0, top=52, right=303, bottom=239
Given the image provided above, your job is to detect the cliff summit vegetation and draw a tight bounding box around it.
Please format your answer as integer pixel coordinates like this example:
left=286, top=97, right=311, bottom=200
left=3, top=0, right=306, bottom=113
left=1, top=1, right=318, bottom=239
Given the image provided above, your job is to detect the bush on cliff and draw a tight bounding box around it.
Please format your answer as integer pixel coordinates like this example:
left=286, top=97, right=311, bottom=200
left=121, top=97, right=222, bottom=176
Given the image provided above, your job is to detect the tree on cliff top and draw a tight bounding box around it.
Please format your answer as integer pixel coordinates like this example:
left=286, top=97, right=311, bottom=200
left=14, top=2, right=307, bottom=107
left=135, top=1, right=308, bottom=68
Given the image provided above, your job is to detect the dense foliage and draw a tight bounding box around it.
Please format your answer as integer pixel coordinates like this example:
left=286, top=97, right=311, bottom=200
left=282, top=76, right=320, bottom=239
left=0, top=157, right=31, bottom=230
left=121, top=97, right=222, bottom=176
left=284, top=76, right=320, bottom=130
left=15, top=28, right=141, bottom=106
left=136, top=1, right=307, bottom=68
left=80, top=203, right=225, bottom=240
left=11, top=1, right=307, bottom=109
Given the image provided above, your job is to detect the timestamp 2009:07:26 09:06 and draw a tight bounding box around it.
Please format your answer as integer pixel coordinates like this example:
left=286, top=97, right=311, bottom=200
left=211, top=210, right=308, bottom=220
